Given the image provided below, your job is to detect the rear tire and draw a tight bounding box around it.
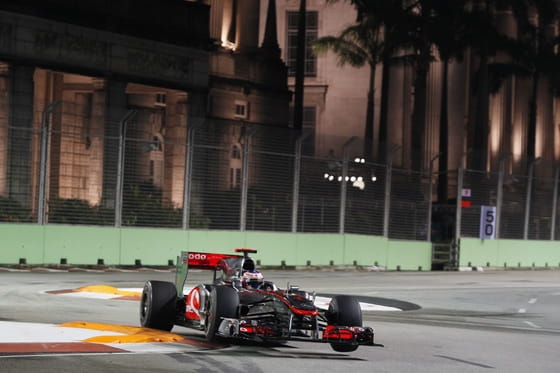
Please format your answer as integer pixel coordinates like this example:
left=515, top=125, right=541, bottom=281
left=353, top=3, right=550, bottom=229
left=327, top=295, right=362, bottom=352
left=140, top=280, right=177, bottom=331
left=205, top=286, right=239, bottom=342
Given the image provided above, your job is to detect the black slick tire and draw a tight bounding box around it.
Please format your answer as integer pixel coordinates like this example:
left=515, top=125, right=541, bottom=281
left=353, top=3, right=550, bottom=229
left=327, top=295, right=362, bottom=352
left=205, top=286, right=239, bottom=342
left=139, top=280, right=177, bottom=331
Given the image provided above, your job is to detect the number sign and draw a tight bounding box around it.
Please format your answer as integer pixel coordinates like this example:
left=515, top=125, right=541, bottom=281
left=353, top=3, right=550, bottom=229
left=479, top=206, right=496, bottom=239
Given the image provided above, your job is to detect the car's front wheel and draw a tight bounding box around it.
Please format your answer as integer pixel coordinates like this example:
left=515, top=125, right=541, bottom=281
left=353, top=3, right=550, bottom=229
left=205, top=286, right=239, bottom=342
left=139, top=280, right=177, bottom=331
left=327, top=295, right=362, bottom=352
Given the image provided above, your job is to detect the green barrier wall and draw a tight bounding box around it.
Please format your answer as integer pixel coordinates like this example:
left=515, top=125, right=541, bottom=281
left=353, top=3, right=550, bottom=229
left=0, top=224, right=431, bottom=270
left=460, top=238, right=560, bottom=268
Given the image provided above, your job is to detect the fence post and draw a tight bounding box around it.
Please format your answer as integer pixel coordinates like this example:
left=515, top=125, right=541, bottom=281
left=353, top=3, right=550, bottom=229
left=496, top=159, right=505, bottom=239
left=339, top=137, right=357, bottom=234
left=427, top=153, right=441, bottom=242
left=292, top=132, right=310, bottom=233
left=182, top=126, right=196, bottom=230
left=37, top=102, right=60, bottom=225
left=523, top=158, right=540, bottom=240
left=114, top=109, right=137, bottom=228
left=383, top=145, right=400, bottom=237
left=550, top=166, right=559, bottom=240
left=240, top=126, right=252, bottom=231
left=454, top=167, right=464, bottom=267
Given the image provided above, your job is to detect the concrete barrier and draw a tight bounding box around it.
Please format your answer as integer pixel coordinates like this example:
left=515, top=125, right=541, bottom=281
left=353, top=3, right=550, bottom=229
left=0, top=224, right=431, bottom=270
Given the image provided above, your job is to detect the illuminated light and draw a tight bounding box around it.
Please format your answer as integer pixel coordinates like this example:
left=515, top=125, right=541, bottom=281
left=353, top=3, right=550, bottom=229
left=371, top=176, right=377, bottom=182
left=350, top=176, right=356, bottom=182
left=353, top=179, right=365, bottom=190
left=354, top=157, right=361, bottom=163
left=338, top=176, right=343, bottom=181
left=328, top=175, right=334, bottom=181
left=361, top=158, right=365, bottom=164
left=345, top=176, right=349, bottom=181
left=461, top=200, right=472, bottom=208
left=323, top=173, right=329, bottom=179
left=357, top=176, right=363, bottom=182
left=222, top=41, right=236, bottom=50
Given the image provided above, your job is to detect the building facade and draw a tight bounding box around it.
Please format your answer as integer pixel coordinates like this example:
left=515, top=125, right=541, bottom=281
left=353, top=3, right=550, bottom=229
left=0, top=0, right=291, bottom=222
left=273, top=0, right=560, bottom=180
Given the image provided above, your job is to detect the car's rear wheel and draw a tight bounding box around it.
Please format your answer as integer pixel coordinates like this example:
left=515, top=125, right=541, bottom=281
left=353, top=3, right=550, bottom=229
left=327, top=295, right=362, bottom=352
left=205, top=286, right=239, bottom=342
left=140, top=280, right=177, bottom=331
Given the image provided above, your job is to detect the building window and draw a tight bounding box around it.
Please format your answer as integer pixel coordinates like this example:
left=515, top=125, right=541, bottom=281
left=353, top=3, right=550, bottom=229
left=286, top=11, right=318, bottom=77
left=234, top=100, right=249, bottom=119
left=231, top=144, right=241, bottom=159
left=230, top=143, right=242, bottom=189
left=148, top=133, right=164, bottom=187
left=155, top=93, right=166, bottom=107
left=230, top=167, right=241, bottom=189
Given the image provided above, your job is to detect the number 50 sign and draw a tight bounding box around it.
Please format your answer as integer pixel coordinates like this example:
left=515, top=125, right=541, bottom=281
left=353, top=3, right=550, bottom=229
left=479, top=206, right=496, bottom=239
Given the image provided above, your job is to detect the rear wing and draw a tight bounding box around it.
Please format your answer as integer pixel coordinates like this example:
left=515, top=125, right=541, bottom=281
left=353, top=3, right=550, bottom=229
left=174, top=251, right=243, bottom=296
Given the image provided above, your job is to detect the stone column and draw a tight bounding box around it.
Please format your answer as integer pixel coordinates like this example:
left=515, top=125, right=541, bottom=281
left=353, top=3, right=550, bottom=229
left=185, top=92, right=207, bottom=217
left=163, top=91, right=187, bottom=207
left=101, top=80, right=127, bottom=208
left=86, top=78, right=107, bottom=205
left=7, top=65, right=35, bottom=207
left=236, top=0, right=260, bottom=52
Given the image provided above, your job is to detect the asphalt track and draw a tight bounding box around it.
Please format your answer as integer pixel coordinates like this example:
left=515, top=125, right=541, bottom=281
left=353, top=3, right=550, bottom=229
left=1, top=268, right=559, bottom=372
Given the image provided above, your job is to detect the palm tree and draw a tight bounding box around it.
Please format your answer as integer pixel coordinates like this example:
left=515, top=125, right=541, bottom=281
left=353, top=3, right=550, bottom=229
left=319, top=1, right=410, bottom=161
left=477, top=0, right=558, bottom=171
left=509, top=0, right=558, bottom=165
left=428, top=0, right=473, bottom=201
left=313, top=17, right=385, bottom=159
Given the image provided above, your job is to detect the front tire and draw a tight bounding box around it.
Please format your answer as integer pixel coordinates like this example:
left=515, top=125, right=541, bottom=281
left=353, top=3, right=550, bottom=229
left=140, top=280, right=177, bottom=331
left=327, top=295, right=362, bottom=352
left=205, top=286, right=239, bottom=342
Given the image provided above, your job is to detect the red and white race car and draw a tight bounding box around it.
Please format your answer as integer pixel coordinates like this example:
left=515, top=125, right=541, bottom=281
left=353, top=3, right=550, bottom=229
left=140, top=249, right=380, bottom=352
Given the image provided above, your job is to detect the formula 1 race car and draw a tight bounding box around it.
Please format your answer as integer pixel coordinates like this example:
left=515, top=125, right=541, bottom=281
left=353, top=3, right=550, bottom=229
left=140, top=249, right=378, bottom=352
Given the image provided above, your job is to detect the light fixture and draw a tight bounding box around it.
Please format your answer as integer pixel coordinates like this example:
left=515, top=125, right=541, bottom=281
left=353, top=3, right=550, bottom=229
left=353, top=179, right=365, bottom=190
left=338, top=176, right=343, bottom=181
left=354, top=157, right=361, bottom=163
left=371, top=176, right=377, bottom=182
left=350, top=176, right=356, bottom=182
left=328, top=175, right=334, bottom=181
left=323, top=173, right=329, bottom=179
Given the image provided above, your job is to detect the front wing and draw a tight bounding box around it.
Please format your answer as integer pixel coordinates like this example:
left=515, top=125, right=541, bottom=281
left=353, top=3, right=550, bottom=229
left=215, top=317, right=380, bottom=347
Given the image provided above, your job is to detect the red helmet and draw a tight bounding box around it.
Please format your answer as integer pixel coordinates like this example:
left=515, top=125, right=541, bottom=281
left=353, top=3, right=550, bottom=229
left=242, top=270, right=264, bottom=289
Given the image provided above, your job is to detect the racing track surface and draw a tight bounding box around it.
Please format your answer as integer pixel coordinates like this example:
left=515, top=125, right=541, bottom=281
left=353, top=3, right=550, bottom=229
left=1, top=269, right=560, bottom=372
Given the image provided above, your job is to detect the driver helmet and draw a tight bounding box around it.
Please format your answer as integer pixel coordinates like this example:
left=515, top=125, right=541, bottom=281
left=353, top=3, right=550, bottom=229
left=242, top=270, right=264, bottom=289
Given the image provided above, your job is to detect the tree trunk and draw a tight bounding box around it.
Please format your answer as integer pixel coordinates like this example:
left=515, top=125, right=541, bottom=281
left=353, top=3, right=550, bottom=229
left=364, top=63, right=376, bottom=159
left=471, top=51, right=489, bottom=171
left=437, top=59, right=449, bottom=203
left=411, top=59, right=428, bottom=171
left=377, top=55, right=390, bottom=163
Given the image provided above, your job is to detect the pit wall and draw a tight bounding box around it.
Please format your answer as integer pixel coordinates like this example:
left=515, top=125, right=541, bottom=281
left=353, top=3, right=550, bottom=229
left=0, top=224, right=432, bottom=270
left=459, top=238, right=560, bottom=268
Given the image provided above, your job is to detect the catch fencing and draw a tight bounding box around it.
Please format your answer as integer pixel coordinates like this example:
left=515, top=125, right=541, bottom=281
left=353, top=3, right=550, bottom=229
left=1, top=99, right=559, bottom=242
